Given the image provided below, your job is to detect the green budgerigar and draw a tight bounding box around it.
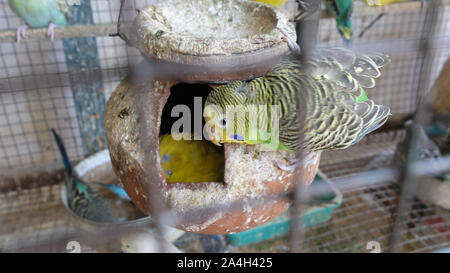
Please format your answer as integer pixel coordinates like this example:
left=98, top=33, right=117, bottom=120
left=8, top=0, right=69, bottom=42
left=51, top=129, right=115, bottom=223
left=323, top=0, right=354, bottom=47
left=204, top=47, right=391, bottom=167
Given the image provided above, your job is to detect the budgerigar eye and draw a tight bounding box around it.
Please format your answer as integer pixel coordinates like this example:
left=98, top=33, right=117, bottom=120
left=219, top=118, right=227, bottom=127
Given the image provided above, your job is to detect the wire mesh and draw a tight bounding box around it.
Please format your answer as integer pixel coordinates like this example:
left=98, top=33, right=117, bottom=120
left=0, top=0, right=449, bottom=253
left=232, top=182, right=450, bottom=253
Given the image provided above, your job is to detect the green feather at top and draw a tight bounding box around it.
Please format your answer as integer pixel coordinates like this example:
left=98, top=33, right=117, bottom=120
left=8, top=0, right=68, bottom=28
left=323, top=0, right=354, bottom=46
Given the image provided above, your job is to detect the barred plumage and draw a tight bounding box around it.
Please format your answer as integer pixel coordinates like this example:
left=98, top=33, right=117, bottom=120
left=51, top=129, right=115, bottom=223
left=204, top=48, right=391, bottom=152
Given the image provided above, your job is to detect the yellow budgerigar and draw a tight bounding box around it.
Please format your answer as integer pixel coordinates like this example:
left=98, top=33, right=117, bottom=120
left=363, top=0, right=408, bottom=6
left=253, top=0, right=289, bottom=7
left=159, top=133, right=224, bottom=183
left=253, top=0, right=320, bottom=22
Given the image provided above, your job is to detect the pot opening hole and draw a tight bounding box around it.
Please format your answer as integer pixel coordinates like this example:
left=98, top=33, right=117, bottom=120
left=159, top=83, right=224, bottom=183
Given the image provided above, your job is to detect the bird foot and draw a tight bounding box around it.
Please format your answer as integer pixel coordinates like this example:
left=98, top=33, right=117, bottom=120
left=16, top=25, right=28, bottom=43
left=276, top=27, right=301, bottom=55
left=47, top=23, right=56, bottom=41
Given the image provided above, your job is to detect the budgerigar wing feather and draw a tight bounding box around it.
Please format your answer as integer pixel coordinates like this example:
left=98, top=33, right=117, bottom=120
left=69, top=177, right=116, bottom=222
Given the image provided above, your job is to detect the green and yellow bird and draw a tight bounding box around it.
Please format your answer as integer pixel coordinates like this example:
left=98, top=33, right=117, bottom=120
left=323, top=0, right=354, bottom=47
left=203, top=47, right=391, bottom=154
left=159, top=133, right=224, bottom=183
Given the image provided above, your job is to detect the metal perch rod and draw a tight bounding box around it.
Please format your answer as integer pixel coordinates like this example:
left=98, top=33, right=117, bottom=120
left=0, top=0, right=447, bottom=44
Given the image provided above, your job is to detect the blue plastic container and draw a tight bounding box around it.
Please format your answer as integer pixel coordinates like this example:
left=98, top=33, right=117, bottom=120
left=226, top=171, right=342, bottom=247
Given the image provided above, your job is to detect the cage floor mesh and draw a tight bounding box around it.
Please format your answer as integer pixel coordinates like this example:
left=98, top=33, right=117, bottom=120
left=0, top=133, right=448, bottom=253
left=0, top=184, right=76, bottom=252
left=233, top=183, right=450, bottom=253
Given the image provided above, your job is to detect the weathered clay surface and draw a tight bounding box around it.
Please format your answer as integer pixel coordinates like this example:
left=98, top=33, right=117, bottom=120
left=105, top=76, right=321, bottom=234
left=126, top=0, right=295, bottom=83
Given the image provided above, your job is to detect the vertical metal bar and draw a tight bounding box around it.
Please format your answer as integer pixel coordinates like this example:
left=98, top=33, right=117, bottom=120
left=388, top=0, right=442, bottom=253
left=289, top=0, right=320, bottom=253
left=62, top=0, right=106, bottom=157
left=130, top=69, right=167, bottom=253
left=296, top=1, right=319, bottom=53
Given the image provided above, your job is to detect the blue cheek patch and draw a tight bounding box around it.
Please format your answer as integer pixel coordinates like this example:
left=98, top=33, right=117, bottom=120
left=230, top=134, right=244, bottom=142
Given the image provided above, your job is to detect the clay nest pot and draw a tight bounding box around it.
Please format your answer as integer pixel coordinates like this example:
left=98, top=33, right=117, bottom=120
left=124, top=0, right=297, bottom=83
left=104, top=74, right=321, bottom=234
left=106, top=0, right=320, bottom=234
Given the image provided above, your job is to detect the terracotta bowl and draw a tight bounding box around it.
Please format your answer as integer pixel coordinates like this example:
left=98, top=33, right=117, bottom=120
left=104, top=74, right=321, bottom=234
left=125, top=0, right=296, bottom=83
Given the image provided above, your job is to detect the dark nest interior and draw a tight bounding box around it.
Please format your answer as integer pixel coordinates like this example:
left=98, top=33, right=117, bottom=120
left=159, top=83, right=225, bottom=183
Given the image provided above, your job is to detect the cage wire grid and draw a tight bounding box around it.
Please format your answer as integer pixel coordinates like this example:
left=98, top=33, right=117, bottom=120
left=0, top=0, right=448, bottom=252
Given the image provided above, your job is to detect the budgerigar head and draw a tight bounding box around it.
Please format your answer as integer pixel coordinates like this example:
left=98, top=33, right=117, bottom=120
left=204, top=81, right=251, bottom=146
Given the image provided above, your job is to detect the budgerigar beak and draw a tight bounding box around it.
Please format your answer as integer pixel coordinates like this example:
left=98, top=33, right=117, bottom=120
left=207, top=125, right=222, bottom=146
left=211, top=138, right=222, bottom=146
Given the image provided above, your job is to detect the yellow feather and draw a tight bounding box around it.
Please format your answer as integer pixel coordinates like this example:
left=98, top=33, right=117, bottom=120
left=252, top=0, right=289, bottom=7
left=363, top=0, right=407, bottom=6
left=159, top=133, right=224, bottom=183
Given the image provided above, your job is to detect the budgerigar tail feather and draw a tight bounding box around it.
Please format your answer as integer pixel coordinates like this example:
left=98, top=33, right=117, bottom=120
left=51, top=128, right=73, bottom=173
left=352, top=104, right=391, bottom=144
left=93, top=181, right=131, bottom=201
left=344, top=38, right=353, bottom=48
